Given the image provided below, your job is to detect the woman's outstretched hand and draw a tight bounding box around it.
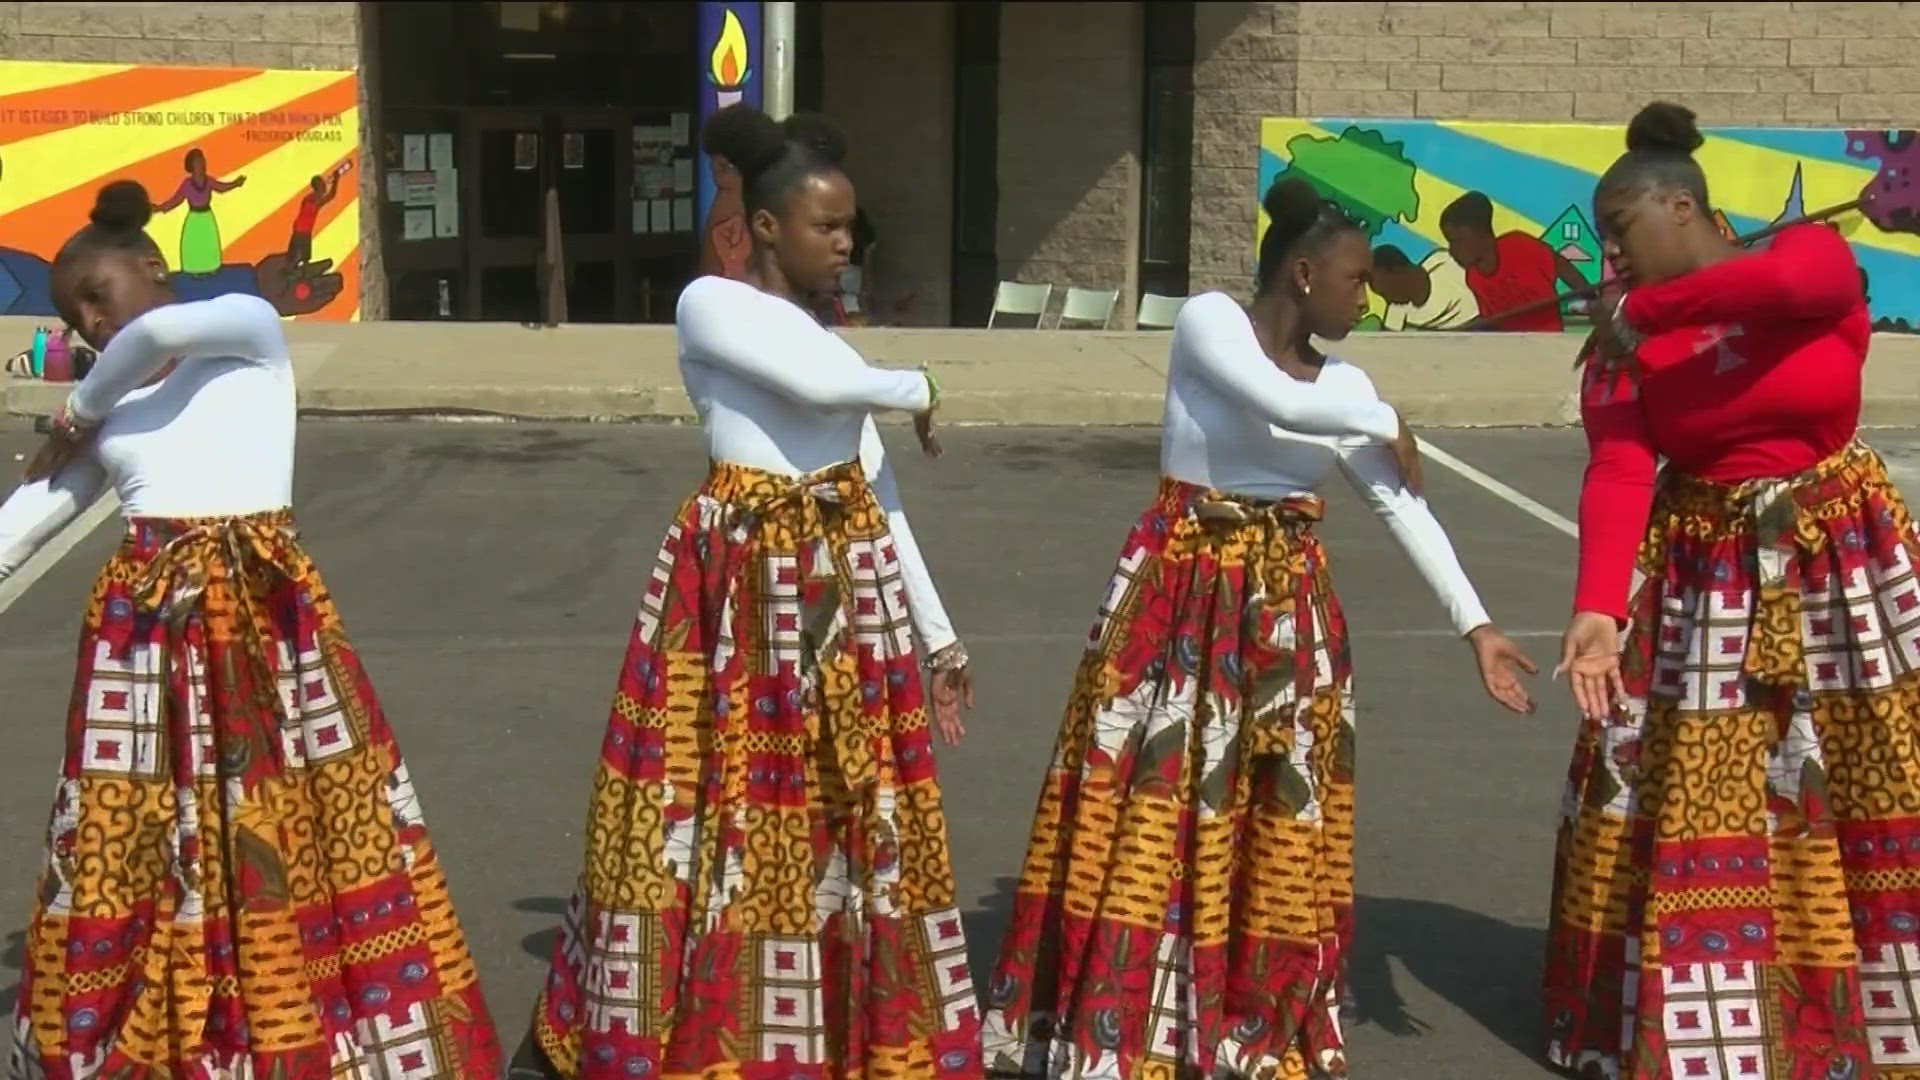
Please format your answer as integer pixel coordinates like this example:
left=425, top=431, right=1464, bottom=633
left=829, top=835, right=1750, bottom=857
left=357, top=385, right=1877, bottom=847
left=1557, top=611, right=1624, bottom=721
left=926, top=643, right=972, bottom=746
left=1467, top=625, right=1539, bottom=715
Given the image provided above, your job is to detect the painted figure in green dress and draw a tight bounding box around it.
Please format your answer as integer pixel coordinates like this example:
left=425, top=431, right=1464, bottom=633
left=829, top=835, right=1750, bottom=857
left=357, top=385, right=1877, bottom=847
left=154, top=148, right=247, bottom=276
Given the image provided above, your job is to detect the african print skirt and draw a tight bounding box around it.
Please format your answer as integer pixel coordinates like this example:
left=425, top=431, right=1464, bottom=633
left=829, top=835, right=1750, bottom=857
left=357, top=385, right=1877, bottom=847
left=528, top=459, right=980, bottom=1080
left=982, top=477, right=1357, bottom=1080
left=1545, top=440, right=1920, bottom=1080
left=7, top=509, right=502, bottom=1080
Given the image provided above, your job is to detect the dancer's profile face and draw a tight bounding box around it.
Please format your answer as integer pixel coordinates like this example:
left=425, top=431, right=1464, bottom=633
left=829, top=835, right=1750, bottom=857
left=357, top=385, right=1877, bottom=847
left=52, top=249, right=172, bottom=351
left=1296, top=230, right=1373, bottom=342
left=754, top=170, right=855, bottom=296
left=1594, top=182, right=1701, bottom=288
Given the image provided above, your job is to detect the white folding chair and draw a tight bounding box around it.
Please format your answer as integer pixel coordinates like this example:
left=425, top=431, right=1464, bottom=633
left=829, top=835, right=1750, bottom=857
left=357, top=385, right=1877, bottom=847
left=1135, top=292, right=1187, bottom=330
left=1055, top=287, right=1120, bottom=329
left=988, top=281, right=1053, bottom=328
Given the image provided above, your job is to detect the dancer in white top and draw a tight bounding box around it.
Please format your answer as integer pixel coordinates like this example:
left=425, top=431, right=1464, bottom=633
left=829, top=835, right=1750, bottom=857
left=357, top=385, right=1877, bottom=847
left=524, top=105, right=980, bottom=1080
left=1, top=182, right=503, bottom=1080
left=982, top=177, right=1536, bottom=1080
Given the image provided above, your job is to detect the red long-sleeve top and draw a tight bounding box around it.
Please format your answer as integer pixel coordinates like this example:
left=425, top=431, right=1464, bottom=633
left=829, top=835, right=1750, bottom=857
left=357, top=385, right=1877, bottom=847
left=1574, top=223, right=1870, bottom=620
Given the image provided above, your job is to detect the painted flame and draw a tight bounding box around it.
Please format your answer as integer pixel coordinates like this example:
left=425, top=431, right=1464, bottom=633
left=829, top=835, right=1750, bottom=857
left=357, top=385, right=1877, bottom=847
left=709, top=9, right=749, bottom=89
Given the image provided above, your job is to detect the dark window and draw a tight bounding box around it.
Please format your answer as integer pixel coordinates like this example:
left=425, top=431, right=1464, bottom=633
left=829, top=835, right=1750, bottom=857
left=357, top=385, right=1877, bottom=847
left=1139, top=1, right=1195, bottom=303
left=951, top=1, right=1000, bottom=327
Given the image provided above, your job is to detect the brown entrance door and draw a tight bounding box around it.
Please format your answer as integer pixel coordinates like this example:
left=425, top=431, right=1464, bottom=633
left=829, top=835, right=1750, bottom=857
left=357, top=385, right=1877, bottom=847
left=464, top=110, right=630, bottom=323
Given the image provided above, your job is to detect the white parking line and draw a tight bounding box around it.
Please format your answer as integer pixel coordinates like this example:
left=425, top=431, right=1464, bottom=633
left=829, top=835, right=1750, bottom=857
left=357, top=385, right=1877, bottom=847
left=0, top=491, right=118, bottom=616
left=1418, top=437, right=1578, bottom=539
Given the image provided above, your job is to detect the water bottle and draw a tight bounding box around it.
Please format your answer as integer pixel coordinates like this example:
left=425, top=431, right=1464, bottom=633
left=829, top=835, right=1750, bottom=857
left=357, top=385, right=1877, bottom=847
left=28, top=326, right=46, bottom=378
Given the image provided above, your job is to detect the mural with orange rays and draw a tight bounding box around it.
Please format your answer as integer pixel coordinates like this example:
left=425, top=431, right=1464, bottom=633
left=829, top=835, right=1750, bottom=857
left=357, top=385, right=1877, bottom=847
left=0, top=60, right=360, bottom=322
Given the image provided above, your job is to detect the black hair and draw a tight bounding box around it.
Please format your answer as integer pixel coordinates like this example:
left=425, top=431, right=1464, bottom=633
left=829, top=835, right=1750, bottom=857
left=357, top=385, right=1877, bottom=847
left=701, top=104, right=849, bottom=218
left=1371, top=244, right=1413, bottom=270
left=1439, top=191, right=1494, bottom=234
left=1595, top=101, right=1710, bottom=207
left=1255, top=177, right=1361, bottom=295
left=53, top=180, right=161, bottom=272
left=184, top=147, right=205, bottom=172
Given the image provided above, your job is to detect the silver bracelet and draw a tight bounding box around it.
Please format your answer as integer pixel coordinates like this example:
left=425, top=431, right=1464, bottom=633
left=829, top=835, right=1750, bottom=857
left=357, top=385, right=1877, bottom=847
left=925, top=641, right=969, bottom=672
left=49, top=393, right=98, bottom=443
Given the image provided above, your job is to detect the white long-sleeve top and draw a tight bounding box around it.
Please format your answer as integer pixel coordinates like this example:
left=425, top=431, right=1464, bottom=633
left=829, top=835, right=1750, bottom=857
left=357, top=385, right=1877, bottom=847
left=676, top=275, right=959, bottom=654
left=0, top=293, right=294, bottom=580
left=1162, top=291, right=1492, bottom=636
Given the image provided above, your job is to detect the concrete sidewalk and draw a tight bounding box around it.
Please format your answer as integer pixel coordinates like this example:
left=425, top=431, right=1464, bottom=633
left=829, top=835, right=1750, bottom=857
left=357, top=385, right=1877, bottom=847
left=6, top=317, right=1919, bottom=427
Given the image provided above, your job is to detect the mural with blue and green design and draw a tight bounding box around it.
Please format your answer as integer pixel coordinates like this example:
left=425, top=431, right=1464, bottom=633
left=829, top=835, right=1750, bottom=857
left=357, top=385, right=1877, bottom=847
left=1257, top=120, right=1920, bottom=334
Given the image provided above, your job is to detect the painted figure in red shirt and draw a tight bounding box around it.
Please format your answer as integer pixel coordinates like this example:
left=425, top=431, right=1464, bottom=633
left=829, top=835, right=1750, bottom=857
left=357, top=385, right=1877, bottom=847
left=288, top=162, right=350, bottom=271
left=1440, top=191, right=1588, bottom=331
left=1543, top=102, right=1914, bottom=1080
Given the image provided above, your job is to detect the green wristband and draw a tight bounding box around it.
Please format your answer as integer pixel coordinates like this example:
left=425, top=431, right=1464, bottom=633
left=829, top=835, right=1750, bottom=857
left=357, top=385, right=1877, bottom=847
left=921, top=366, right=941, bottom=411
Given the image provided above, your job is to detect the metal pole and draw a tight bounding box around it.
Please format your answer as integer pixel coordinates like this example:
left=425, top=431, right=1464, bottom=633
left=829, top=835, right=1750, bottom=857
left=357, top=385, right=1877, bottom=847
left=763, top=2, right=796, bottom=120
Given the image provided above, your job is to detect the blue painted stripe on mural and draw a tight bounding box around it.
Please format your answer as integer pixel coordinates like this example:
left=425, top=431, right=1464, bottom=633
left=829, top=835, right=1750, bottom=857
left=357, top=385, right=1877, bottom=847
left=1318, top=120, right=1606, bottom=228
left=1372, top=219, right=1439, bottom=262
left=1713, top=126, right=1857, bottom=164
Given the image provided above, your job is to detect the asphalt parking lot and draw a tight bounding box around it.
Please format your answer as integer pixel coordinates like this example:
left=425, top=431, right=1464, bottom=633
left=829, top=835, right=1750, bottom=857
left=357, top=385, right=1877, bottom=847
left=5, top=419, right=1919, bottom=1077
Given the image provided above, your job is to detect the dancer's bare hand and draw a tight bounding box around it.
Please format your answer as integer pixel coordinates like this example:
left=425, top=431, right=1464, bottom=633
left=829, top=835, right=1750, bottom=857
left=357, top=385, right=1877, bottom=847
left=1556, top=611, right=1625, bottom=721
left=927, top=660, right=973, bottom=747
left=1390, top=413, right=1424, bottom=497
left=23, top=434, right=78, bottom=482
left=1467, top=625, right=1539, bottom=715
left=25, top=406, right=90, bottom=482
left=914, top=410, right=942, bottom=458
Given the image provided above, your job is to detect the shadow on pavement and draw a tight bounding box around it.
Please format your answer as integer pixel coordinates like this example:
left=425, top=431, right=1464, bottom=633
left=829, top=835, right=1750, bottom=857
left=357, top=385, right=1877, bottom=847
left=963, top=875, right=1019, bottom=987
left=960, top=881, right=1546, bottom=1063
left=1349, top=894, right=1544, bottom=1057
left=1, top=929, right=20, bottom=1015
left=517, top=896, right=568, bottom=964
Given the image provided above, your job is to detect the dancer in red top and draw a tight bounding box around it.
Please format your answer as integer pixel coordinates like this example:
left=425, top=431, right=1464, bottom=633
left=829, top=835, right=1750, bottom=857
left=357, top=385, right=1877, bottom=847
left=1545, top=102, right=1916, bottom=1080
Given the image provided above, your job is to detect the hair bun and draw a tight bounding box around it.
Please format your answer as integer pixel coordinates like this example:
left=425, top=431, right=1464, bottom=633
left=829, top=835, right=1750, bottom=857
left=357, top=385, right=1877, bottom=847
left=91, top=180, right=153, bottom=234
left=701, top=103, right=787, bottom=180
left=779, top=112, right=847, bottom=169
left=1626, top=101, right=1704, bottom=154
left=1262, top=176, right=1325, bottom=239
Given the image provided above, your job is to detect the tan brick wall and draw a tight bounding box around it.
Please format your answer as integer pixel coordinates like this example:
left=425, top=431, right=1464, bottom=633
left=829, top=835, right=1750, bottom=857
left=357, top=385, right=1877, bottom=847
left=1189, top=2, right=1295, bottom=299
left=823, top=1, right=954, bottom=327
left=997, top=1, right=1143, bottom=325
left=1, top=2, right=358, bottom=68
left=1189, top=0, right=1920, bottom=302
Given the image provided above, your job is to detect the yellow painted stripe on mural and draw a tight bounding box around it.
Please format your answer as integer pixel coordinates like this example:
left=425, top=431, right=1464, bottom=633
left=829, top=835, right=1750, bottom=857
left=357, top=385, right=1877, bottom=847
left=1449, top=119, right=1918, bottom=258
left=0, top=70, right=347, bottom=215
left=310, top=204, right=357, bottom=276
left=145, top=104, right=360, bottom=256
left=0, top=62, right=135, bottom=97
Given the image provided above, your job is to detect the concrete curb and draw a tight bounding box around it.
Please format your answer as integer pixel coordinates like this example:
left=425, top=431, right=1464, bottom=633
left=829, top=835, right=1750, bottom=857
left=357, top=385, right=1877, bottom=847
left=4, top=378, right=1596, bottom=427
left=14, top=378, right=1920, bottom=428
